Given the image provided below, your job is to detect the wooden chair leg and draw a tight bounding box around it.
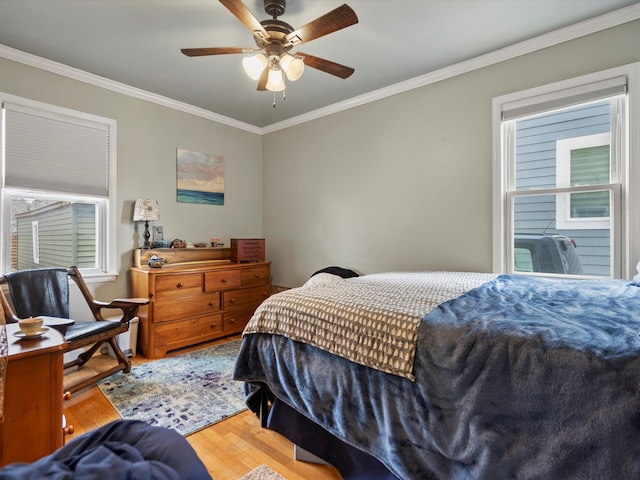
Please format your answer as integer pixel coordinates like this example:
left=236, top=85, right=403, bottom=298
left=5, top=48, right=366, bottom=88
left=106, top=336, right=131, bottom=373
left=69, top=342, right=105, bottom=369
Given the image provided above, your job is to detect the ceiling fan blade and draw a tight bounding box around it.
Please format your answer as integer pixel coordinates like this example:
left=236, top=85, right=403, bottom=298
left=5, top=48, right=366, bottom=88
left=219, top=0, right=270, bottom=41
left=257, top=68, right=269, bottom=91
left=285, top=4, right=358, bottom=47
left=181, top=47, right=248, bottom=57
left=298, top=52, right=354, bottom=79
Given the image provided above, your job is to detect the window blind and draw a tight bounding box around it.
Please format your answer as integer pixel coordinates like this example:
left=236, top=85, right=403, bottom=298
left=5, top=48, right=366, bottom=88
left=3, top=101, right=110, bottom=197
left=501, top=76, right=627, bottom=121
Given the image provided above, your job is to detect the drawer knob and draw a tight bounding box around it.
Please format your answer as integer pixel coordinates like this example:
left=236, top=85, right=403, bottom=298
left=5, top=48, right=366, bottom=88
left=176, top=282, right=184, bottom=288
left=63, top=391, right=72, bottom=401
left=255, top=274, right=260, bottom=278
left=64, top=424, right=75, bottom=436
left=222, top=278, right=227, bottom=283
left=209, top=302, right=214, bottom=307
left=211, top=323, right=217, bottom=329
left=229, top=318, right=236, bottom=324
left=230, top=298, right=236, bottom=303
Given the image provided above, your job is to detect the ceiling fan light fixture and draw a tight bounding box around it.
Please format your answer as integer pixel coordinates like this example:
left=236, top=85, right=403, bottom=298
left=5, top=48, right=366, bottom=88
left=280, top=53, right=304, bottom=81
left=242, top=54, right=268, bottom=80
left=182, top=0, right=358, bottom=101
left=266, top=67, right=285, bottom=92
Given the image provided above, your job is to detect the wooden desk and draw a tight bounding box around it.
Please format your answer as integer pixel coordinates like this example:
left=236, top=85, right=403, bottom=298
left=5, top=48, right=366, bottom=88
left=0, top=323, right=67, bottom=466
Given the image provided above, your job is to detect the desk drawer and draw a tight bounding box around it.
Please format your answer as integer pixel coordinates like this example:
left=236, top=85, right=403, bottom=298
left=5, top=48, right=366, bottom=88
left=241, top=265, right=270, bottom=287
left=222, top=285, right=270, bottom=309
left=205, top=269, right=241, bottom=291
left=153, top=292, right=219, bottom=323
left=154, top=273, right=202, bottom=298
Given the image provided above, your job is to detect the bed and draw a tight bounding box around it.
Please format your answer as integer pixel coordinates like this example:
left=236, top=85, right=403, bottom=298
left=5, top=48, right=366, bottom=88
left=232, top=271, right=640, bottom=480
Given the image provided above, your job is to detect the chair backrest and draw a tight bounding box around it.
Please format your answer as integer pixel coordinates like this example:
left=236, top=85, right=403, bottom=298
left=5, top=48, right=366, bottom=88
left=5, top=268, right=70, bottom=319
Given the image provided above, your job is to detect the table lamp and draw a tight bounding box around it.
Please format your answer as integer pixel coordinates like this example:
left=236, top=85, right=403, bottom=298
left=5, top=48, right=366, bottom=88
left=133, top=199, right=159, bottom=249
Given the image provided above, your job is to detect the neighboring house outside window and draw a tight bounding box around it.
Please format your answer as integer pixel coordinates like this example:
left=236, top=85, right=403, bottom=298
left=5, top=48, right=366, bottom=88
left=493, top=64, right=640, bottom=279
left=556, top=132, right=611, bottom=231
left=0, top=93, right=117, bottom=279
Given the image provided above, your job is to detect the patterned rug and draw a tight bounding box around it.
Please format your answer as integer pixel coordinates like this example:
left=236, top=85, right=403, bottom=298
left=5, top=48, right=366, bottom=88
left=98, top=339, right=246, bottom=436
left=240, top=465, right=286, bottom=480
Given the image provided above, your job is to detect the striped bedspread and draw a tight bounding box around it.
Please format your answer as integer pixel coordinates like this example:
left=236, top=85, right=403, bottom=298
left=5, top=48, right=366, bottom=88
left=243, top=271, right=497, bottom=380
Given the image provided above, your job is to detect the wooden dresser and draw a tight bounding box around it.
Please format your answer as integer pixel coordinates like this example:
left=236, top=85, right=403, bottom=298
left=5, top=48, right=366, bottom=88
left=130, top=248, right=270, bottom=358
left=0, top=323, right=67, bottom=466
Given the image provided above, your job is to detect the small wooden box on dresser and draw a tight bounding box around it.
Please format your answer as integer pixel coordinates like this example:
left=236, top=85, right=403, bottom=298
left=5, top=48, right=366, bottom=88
left=130, top=248, right=270, bottom=358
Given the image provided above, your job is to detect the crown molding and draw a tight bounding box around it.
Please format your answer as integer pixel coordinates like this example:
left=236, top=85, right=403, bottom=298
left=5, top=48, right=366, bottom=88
left=263, top=4, right=640, bottom=134
left=0, top=44, right=262, bottom=135
left=1, top=3, right=638, bottom=136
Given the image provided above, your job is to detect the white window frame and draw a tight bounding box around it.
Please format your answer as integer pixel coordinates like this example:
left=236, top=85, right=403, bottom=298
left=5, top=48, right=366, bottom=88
left=0, top=92, right=117, bottom=281
left=492, top=63, right=640, bottom=280
left=31, top=220, right=39, bottom=264
left=556, top=132, right=611, bottom=230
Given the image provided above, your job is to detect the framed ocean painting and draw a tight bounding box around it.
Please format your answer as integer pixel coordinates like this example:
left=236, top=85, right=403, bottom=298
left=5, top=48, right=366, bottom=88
left=176, top=148, right=225, bottom=205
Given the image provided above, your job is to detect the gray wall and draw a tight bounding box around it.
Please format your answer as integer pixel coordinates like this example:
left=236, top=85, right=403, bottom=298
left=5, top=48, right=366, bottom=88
left=1, top=20, right=639, bottom=295
left=263, top=20, right=640, bottom=287
left=0, top=57, right=263, bottom=301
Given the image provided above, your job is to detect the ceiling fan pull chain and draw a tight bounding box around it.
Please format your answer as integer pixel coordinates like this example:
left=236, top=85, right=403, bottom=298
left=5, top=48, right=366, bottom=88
left=272, top=91, right=276, bottom=108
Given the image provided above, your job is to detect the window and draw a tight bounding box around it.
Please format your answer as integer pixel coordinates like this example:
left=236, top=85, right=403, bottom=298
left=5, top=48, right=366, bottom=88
left=493, top=64, right=640, bottom=279
left=0, top=93, right=117, bottom=278
left=556, top=133, right=611, bottom=229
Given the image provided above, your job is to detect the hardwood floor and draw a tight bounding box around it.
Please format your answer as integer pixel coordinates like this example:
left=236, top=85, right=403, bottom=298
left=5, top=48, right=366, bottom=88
left=63, top=336, right=342, bottom=480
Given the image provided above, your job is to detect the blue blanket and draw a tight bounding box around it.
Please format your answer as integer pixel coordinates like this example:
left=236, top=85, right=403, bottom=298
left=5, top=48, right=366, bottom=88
left=234, top=275, right=640, bottom=479
left=0, top=420, right=211, bottom=480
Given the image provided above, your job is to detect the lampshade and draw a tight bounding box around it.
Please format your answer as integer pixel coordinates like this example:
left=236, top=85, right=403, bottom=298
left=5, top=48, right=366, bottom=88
left=133, top=199, right=159, bottom=222
left=242, top=54, right=268, bottom=80
left=266, top=68, right=285, bottom=92
left=280, top=53, right=304, bottom=81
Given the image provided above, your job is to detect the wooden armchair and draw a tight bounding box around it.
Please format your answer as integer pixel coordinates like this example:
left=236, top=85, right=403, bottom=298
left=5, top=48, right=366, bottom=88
left=0, top=266, right=149, bottom=393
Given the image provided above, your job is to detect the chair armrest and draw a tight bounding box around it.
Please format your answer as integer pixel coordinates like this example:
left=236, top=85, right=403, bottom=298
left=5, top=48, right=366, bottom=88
left=91, top=298, right=150, bottom=323
left=92, top=298, right=149, bottom=308
left=106, top=298, right=150, bottom=308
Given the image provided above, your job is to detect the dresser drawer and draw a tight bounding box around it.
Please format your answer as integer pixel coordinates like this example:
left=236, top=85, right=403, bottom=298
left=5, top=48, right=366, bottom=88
left=222, top=285, right=270, bottom=309
left=223, top=306, right=256, bottom=334
left=155, top=313, right=222, bottom=346
left=205, top=269, right=241, bottom=291
left=154, top=273, right=203, bottom=298
left=241, top=265, right=270, bottom=286
left=153, top=292, right=219, bottom=323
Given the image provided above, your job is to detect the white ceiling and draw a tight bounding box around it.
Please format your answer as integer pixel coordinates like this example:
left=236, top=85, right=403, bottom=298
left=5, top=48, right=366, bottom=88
left=0, top=0, right=638, bottom=129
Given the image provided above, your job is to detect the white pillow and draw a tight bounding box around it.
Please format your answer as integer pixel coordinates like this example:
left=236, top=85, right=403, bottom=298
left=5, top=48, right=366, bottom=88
left=302, top=272, right=344, bottom=288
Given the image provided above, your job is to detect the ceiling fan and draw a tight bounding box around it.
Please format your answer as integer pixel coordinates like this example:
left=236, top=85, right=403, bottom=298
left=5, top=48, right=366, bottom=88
left=181, top=0, right=358, bottom=94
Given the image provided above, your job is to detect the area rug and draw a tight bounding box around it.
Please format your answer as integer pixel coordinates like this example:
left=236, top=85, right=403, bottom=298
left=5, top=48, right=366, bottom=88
left=239, top=465, right=286, bottom=480
left=98, top=339, right=246, bottom=436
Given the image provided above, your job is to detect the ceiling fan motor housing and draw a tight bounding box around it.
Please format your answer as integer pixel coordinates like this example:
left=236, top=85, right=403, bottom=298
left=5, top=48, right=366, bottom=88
left=255, top=19, right=294, bottom=50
